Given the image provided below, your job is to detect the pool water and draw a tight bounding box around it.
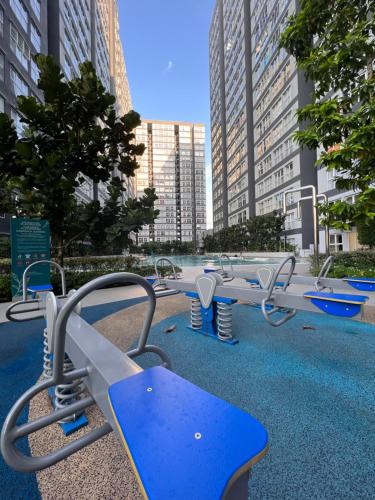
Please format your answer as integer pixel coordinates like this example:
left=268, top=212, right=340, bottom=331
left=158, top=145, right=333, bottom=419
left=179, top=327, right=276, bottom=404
left=140, top=254, right=282, bottom=267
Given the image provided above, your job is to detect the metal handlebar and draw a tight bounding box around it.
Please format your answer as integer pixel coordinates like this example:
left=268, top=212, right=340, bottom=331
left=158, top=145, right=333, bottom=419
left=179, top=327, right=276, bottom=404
left=0, top=273, right=167, bottom=473
left=261, top=256, right=297, bottom=327
left=153, top=257, right=178, bottom=290
left=23, top=260, right=66, bottom=301
left=315, top=256, right=334, bottom=292
left=219, top=254, right=234, bottom=282
left=6, top=261, right=67, bottom=322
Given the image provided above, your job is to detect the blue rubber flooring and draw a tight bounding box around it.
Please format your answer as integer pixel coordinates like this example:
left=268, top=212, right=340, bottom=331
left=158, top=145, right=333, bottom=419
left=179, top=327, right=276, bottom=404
left=135, top=304, right=375, bottom=499
left=1, top=299, right=374, bottom=499
left=0, top=297, right=144, bottom=500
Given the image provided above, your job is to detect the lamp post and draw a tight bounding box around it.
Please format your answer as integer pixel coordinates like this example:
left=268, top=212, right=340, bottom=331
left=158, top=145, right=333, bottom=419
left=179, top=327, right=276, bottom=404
left=297, top=193, right=330, bottom=257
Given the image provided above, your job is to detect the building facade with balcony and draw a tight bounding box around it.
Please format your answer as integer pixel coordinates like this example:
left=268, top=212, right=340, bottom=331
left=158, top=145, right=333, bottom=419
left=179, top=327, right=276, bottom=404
left=209, top=0, right=317, bottom=251
left=134, top=120, right=207, bottom=246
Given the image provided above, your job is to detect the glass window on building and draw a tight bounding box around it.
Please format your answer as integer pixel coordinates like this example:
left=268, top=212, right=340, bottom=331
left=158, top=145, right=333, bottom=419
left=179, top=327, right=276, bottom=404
left=30, top=22, right=41, bottom=52
left=0, top=7, right=4, bottom=36
left=330, top=234, right=344, bottom=252
left=31, top=58, right=38, bottom=83
left=10, top=23, right=30, bottom=70
left=0, top=95, right=4, bottom=113
left=10, top=0, right=28, bottom=32
left=10, top=66, right=28, bottom=96
left=0, top=52, right=4, bottom=81
left=30, top=0, right=41, bottom=20
left=11, top=108, right=25, bottom=136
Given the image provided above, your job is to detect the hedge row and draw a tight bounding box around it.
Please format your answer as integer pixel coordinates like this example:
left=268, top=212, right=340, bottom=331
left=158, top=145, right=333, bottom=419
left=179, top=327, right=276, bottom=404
left=311, top=250, right=375, bottom=275
left=0, top=265, right=178, bottom=302
left=0, top=255, right=141, bottom=276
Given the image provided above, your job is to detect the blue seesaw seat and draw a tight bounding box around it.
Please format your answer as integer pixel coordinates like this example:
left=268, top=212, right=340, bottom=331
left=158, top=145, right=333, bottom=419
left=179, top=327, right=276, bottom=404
left=204, top=267, right=221, bottom=274
left=27, top=284, right=53, bottom=299
left=144, top=276, right=158, bottom=285
left=108, top=366, right=268, bottom=499
left=303, top=291, right=369, bottom=318
left=343, top=277, right=375, bottom=292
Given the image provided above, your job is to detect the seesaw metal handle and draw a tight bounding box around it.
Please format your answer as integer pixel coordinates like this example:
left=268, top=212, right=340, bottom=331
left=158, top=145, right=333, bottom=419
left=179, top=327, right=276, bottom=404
left=315, top=255, right=334, bottom=292
left=219, top=254, right=234, bottom=282
left=1, top=273, right=166, bottom=472
left=261, top=256, right=297, bottom=327
left=6, top=261, right=67, bottom=323
left=23, top=260, right=67, bottom=301
left=153, top=257, right=178, bottom=291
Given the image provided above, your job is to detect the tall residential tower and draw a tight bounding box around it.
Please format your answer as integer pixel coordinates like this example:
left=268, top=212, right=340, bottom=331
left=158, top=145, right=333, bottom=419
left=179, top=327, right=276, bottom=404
left=209, top=0, right=317, bottom=251
left=135, top=120, right=207, bottom=246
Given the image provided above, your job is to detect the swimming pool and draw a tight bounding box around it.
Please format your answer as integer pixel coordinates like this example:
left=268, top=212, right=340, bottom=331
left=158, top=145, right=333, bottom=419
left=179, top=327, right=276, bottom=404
left=140, top=254, right=282, bottom=267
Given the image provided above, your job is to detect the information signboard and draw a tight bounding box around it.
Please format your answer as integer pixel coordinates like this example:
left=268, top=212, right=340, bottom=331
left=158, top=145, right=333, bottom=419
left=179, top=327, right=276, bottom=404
left=11, top=218, right=51, bottom=300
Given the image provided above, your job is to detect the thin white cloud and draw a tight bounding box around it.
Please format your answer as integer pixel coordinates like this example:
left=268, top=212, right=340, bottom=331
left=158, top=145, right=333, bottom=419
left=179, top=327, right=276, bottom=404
left=162, top=60, right=173, bottom=74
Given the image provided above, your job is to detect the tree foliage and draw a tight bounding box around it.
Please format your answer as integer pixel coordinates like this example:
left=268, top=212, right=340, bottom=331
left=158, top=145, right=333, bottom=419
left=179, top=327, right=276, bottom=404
left=203, top=212, right=286, bottom=252
left=280, top=0, right=375, bottom=229
left=0, top=54, right=158, bottom=261
left=357, top=219, right=375, bottom=248
left=138, top=240, right=195, bottom=255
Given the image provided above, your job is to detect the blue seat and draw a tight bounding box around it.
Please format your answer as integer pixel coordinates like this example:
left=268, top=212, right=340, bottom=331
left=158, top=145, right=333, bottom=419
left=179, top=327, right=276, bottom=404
left=343, top=277, right=375, bottom=292
left=27, top=284, right=53, bottom=299
left=303, top=291, right=368, bottom=317
left=203, top=267, right=221, bottom=273
left=144, top=276, right=158, bottom=285
left=108, top=366, right=268, bottom=499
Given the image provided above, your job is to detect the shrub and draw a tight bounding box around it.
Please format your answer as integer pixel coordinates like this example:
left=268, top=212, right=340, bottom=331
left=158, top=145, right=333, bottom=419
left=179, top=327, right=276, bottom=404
left=0, top=262, right=180, bottom=302
left=0, top=255, right=139, bottom=276
left=311, top=251, right=375, bottom=276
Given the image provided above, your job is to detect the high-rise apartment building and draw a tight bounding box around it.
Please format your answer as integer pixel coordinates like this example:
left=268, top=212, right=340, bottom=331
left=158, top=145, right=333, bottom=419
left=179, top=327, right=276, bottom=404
left=134, top=120, right=207, bottom=246
left=210, top=0, right=317, bottom=251
left=48, top=0, right=116, bottom=204
left=0, top=0, right=47, bottom=236
left=0, top=0, right=47, bottom=131
left=108, top=0, right=134, bottom=199
left=0, top=0, right=133, bottom=234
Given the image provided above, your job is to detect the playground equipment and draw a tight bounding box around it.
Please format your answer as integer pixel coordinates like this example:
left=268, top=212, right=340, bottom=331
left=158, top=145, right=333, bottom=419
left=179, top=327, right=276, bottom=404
left=218, top=254, right=235, bottom=282
left=145, top=257, right=180, bottom=291
left=230, top=255, right=375, bottom=294
left=1, top=273, right=268, bottom=499
left=186, top=272, right=238, bottom=344
left=6, top=260, right=67, bottom=322
left=162, top=256, right=369, bottom=343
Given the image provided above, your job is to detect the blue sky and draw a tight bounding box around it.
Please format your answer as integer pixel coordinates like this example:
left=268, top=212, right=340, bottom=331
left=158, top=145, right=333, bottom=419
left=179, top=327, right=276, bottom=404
left=119, top=0, right=216, bottom=228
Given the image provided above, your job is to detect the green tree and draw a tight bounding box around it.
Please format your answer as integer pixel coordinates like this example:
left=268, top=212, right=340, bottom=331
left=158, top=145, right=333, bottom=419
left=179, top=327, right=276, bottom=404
left=203, top=212, right=286, bottom=252
left=0, top=54, right=157, bottom=262
left=280, top=0, right=375, bottom=229
left=87, top=179, right=159, bottom=255
left=357, top=219, right=375, bottom=248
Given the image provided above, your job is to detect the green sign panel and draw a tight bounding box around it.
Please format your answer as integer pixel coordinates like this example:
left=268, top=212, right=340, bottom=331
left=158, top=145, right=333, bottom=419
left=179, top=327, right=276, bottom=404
left=11, top=218, right=51, bottom=299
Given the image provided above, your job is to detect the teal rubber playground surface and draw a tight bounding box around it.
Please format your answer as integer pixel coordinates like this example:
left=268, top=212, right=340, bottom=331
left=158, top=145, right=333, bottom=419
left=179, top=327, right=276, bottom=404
left=1, top=299, right=374, bottom=499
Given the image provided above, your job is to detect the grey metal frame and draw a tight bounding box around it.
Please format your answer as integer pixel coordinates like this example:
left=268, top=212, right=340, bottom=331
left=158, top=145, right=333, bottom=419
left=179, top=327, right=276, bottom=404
left=163, top=271, right=366, bottom=318
left=261, top=256, right=297, bottom=326
left=219, top=254, right=234, bottom=282
left=283, top=185, right=319, bottom=268
left=6, top=260, right=67, bottom=322
left=153, top=257, right=178, bottom=290
left=228, top=255, right=361, bottom=293
left=1, top=272, right=258, bottom=499
left=1, top=273, right=169, bottom=473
